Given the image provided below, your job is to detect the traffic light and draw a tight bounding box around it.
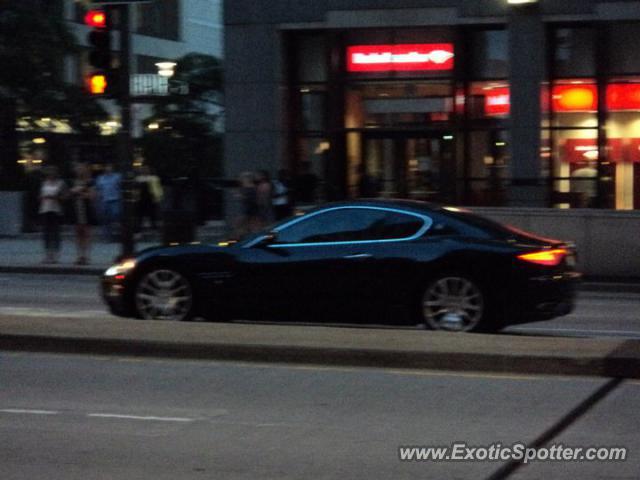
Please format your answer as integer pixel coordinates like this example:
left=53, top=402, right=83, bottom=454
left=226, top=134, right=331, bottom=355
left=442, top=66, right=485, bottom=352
left=85, top=9, right=117, bottom=96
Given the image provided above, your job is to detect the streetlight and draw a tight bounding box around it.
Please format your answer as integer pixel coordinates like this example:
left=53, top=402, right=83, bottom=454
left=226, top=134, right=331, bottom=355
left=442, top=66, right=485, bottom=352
left=507, top=0, right=538, bottom=3
left=155, top=61, right=177, bottom=77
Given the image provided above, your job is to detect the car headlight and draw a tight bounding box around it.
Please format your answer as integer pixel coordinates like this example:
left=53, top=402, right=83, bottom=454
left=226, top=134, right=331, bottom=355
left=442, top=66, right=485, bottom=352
left=105, top=259, right=137, bottom=277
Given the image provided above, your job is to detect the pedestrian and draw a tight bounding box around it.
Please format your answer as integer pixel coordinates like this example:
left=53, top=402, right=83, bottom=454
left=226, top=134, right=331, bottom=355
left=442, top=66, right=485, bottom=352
left=255, top=170, right=274, bottom=228
left=70, top=163, right=97, bottom=265
left=38, top=165, right=66, bottom=263
left=235, top=171, right=259, bottom=237
left=95, top=163, right=122, bottom=242
left=135, top=165, right=163, bottom=231
left=272, top=169, right=293, bottom=220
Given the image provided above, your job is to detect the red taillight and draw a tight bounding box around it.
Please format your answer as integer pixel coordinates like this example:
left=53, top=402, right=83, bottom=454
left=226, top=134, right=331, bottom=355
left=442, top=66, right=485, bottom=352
left=517, top=248, right=567, bottom=267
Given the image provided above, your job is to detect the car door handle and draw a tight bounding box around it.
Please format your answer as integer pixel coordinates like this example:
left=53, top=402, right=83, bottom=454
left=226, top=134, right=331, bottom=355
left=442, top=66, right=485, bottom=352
left=343, top=253, right=372, bottom=260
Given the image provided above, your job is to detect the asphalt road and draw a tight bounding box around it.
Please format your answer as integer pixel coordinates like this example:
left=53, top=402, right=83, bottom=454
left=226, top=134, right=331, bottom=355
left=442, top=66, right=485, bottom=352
left=0, top=273, right=638, bottom=339
left=0, top=352, right=637, bottom=480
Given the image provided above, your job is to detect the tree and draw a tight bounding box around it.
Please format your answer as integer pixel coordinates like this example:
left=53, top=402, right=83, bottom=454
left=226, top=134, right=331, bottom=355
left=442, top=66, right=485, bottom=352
left=0, top=0, right=107, bottom=187
left=139, top=53, right=224, bottom=180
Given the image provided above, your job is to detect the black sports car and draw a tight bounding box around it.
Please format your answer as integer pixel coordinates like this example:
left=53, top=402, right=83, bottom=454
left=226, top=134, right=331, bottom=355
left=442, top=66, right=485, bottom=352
left=102, top=200, right=580, bottom=332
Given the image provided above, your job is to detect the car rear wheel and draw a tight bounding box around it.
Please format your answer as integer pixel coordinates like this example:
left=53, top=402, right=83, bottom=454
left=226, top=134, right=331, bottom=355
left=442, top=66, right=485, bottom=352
left=422, top=275, right=485, bottom=332
left=134, top=269, right=194, bottom=321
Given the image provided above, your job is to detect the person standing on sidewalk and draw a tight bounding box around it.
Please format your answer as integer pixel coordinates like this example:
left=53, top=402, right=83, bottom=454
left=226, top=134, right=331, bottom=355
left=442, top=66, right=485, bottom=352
left=70, top=163, right=96, bottom=265
left=135, top=165, right=163, bottom=232
left=38, top=166, right=66, bottom=263
left=96, top=164, right=122, bottom=242
left=256, top=170, right=274, bottom=228
left=272, top=169, right=293, bottom=220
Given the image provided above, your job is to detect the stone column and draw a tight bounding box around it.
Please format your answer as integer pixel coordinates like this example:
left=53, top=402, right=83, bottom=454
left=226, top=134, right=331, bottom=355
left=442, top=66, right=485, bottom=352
left=507, top=3, right=546, bottom=206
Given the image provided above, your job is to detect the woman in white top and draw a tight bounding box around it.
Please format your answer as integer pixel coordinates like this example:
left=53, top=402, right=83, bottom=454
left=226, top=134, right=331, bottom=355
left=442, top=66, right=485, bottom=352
left=39, top=166, right=66, bottom=263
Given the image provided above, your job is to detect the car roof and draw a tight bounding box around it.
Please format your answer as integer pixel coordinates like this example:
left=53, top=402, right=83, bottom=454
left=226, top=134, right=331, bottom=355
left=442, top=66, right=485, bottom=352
left=310, top=199, right=455, bottom=215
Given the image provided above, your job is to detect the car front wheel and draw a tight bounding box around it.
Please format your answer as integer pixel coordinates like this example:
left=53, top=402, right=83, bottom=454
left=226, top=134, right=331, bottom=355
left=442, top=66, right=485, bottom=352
left=134, top=268, right=195, bottom=321
left=421, top=275, right=486, bottom=332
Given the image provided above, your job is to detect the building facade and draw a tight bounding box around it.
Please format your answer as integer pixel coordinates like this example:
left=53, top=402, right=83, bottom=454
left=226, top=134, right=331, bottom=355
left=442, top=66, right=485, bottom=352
left=224, top=0, right=640, bottom=210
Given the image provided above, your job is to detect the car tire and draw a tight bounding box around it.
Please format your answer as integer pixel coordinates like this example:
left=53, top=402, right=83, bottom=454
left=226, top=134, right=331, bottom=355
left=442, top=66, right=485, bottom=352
left=134, top=267, right=196, bottom=321
left=420, top=273, right=492, bottom=333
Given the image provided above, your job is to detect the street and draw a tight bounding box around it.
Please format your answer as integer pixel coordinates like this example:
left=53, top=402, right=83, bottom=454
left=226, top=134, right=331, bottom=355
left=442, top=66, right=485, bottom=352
left=0, top=273, right=639, bottom=339
left=0, top=352, right=637, bottom=479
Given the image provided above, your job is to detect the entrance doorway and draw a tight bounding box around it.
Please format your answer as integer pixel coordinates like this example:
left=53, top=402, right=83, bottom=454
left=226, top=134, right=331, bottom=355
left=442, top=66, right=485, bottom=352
left=360, top=132, right=456, bottom=202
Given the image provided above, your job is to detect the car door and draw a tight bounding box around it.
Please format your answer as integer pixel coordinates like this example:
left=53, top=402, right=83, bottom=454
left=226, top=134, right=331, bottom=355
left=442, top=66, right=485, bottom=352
left=325, top=207, right=434, bottom=309
left=230, top=207, right=419, bottom=318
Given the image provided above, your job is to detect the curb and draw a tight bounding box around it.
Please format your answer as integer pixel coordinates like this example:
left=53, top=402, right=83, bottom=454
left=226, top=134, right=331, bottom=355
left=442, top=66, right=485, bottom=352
left=0, top=265, right=104, bottom=276
left=0, top=328, right=640, bottom=379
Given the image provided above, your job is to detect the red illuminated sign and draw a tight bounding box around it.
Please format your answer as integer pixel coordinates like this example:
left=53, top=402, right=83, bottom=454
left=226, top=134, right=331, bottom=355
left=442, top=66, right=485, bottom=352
left=347, top=44, right=455, bottom=72
left=607, top=84, right=640, bottom=111
left=629, top=139, right=640, bottom=163
left=563, top=138, right=624, bottom=163
left=485, top=87, right=510, bottom=116
left=552, top=85, right=598, bottom=112
left=485, top=83, right=640, bottom=116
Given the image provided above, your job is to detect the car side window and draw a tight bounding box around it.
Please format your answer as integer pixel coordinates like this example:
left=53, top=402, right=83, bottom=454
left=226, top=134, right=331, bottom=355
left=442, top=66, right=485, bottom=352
left=275, top=208, right=425, bottom=244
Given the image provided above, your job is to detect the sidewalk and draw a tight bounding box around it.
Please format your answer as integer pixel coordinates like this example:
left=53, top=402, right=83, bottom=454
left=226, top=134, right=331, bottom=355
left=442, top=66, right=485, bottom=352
left=0, top=221, right=227, bottom=275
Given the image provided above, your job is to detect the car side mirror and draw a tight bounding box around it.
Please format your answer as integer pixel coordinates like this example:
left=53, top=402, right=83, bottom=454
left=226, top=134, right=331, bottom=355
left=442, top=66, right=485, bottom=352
left=256, top=232, right=278, bottom=247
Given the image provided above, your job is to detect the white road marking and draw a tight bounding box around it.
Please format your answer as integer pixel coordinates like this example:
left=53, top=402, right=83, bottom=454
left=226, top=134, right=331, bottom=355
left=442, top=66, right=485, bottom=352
left=511, top=327, right=640, bottom=337
left=0, top=307, right=108, bottom=318
left=0, top=409, right=59, bottom=415
left=87, top=413, right=195, bottom=422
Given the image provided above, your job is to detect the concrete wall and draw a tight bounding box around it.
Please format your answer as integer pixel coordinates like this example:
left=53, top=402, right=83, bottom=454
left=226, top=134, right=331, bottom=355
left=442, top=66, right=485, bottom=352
left=472, top=207, right=640, bottom=278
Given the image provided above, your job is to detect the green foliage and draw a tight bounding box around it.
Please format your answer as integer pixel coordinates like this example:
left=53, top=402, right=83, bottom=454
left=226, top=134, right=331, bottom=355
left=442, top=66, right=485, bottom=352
left=0, top=0, right=107, bottom=129
left=140, top=53, right=224, bottom=179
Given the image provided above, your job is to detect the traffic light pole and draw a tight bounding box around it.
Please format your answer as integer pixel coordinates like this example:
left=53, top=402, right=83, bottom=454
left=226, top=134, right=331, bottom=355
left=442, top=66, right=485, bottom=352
left=114, top=4, right=135, bottom=258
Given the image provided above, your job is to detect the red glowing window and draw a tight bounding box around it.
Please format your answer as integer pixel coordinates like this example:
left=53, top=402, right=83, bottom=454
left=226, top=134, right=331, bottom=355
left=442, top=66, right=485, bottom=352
left=607, top=84, right=640, bottom=111
left=346, top=44, right=455, bottom=72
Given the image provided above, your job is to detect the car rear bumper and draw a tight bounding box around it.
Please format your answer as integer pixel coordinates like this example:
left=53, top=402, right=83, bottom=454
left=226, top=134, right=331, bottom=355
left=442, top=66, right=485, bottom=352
left=505, top=271, right=581, bottom=324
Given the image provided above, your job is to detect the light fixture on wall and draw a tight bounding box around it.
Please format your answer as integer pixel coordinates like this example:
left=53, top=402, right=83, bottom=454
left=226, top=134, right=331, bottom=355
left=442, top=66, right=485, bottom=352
left=155, top=61, right=177, bottom=77
left=507, top=0, right=539, bottom=4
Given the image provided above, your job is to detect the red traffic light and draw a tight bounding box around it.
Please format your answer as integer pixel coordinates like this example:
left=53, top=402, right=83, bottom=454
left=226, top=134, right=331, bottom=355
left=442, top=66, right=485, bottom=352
left=87, top=74, right=108, bottom=95
left=85, top=10, right=107, bottom=28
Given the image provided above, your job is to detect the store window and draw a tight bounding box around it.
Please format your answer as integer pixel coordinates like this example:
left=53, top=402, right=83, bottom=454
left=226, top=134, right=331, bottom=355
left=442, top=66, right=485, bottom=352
left=296, top=34, right=327, bottom=83
left=466, top=130, right=509, bottom=206
left=461, top=29, right=510, bottom=206
left=553, top=28, right=596, bottom=78
left=549, top=80, right=598, bottom=128
left=550, top=129, right=599, bottom=208
left=345, top=82, right=453, bottom=129
left=467, top=82, right=510, bottom=122
left=605, top=78, right=640, bottom=209
left=548, top=23, right=640, bottom=209
left=608, top=24, right=640, bottom=75
left=469, top=30, right=508, bottom=80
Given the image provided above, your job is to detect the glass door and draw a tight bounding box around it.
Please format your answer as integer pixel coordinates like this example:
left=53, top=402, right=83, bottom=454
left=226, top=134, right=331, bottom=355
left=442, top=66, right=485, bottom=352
left=360, top=132, right=455, bottom=202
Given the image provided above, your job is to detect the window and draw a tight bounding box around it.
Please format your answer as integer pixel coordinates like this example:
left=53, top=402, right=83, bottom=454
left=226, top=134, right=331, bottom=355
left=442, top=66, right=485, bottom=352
left=553, top=28, right=596, bottom=78
left=608, top=24, right=640, bottom=75
left=275, top=208, right=425, bottom=244
left=469, top=30, right=508, bottom=80
left=136, top=0, right=179, bottom=41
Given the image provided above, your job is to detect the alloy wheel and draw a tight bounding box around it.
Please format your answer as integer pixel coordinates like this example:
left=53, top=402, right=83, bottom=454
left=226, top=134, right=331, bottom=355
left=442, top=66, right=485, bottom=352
left=422, top=276, right=484, bottom=332
left=135, top=269, right=193, bottom=321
